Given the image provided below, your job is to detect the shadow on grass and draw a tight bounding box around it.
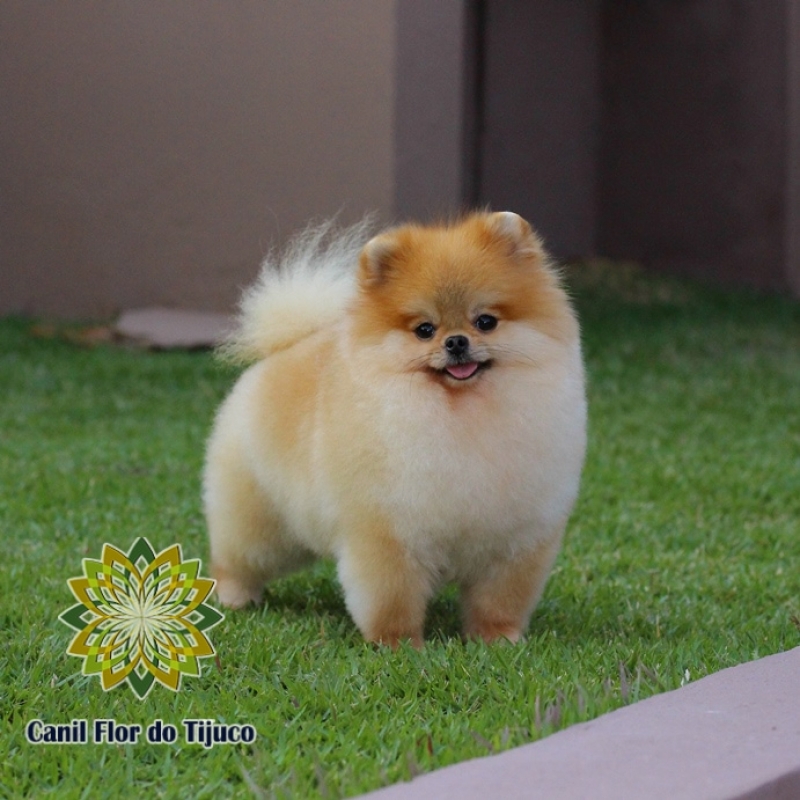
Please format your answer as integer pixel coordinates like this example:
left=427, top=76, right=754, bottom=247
left=254, top=568, right=465, bottom=643
left=246, top=567, right=625, bottom=649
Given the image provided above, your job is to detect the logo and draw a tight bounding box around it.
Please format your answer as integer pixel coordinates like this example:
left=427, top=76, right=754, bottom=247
left=59, top=538, right=224, bottom=699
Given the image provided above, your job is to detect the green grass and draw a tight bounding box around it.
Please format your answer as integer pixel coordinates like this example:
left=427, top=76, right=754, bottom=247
left=2, top=264, right=799, bottom=798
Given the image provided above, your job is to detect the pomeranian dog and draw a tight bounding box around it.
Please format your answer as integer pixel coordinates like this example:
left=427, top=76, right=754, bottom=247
left=204, top=211, right=586, bottom=647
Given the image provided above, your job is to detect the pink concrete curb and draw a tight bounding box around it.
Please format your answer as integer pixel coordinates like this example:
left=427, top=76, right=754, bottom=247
left=359, top=647, right=800, bottom=800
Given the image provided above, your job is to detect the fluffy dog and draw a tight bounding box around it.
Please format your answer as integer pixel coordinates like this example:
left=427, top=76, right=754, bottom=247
left=204, top=211, right=586, bottom=646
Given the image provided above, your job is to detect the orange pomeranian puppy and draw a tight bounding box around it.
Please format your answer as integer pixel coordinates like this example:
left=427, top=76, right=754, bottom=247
left=204, top=211, right=586, bottom=647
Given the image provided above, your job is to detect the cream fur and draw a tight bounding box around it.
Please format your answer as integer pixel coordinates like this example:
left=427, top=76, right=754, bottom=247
left=204, top=212, right=587, bottom=647
left=217, top=217, right=371, bottom=364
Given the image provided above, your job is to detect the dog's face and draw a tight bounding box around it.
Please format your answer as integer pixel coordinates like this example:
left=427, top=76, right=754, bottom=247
left=350, top=212, right=576, bottom=388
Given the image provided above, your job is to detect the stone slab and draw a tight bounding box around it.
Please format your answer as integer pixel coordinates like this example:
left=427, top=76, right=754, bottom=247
left=359, top=647, right=800, bottom=800
left=114, top=307, right=234, bottom=349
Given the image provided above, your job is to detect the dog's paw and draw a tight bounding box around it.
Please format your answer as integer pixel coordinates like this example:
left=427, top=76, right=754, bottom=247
left=212, top=568, right=262, bottom=609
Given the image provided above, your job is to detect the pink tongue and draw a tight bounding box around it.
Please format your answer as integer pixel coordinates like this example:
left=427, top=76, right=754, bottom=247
left=446, top=362, right=479, bottom=380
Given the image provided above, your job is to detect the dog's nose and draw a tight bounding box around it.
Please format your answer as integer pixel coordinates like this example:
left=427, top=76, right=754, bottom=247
left=444, top=334, right=469, bottom=356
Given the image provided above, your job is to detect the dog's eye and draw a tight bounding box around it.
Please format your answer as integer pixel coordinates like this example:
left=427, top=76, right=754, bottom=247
left=414, top=322, right=436, bottom=340
left=474, top=314, right=498, bottom=332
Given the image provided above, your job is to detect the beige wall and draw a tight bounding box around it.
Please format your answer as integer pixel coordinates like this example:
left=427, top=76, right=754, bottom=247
left=476, top=0, right=800, bottom=298
left=394, top=0, right=476, bottom=220
left=478, top=0, right=600, bottom=259
left=787, top=0, right=800, bottom=296
left=0, top=1, right=398, bottom=317
left=596, top=0, right=793, bottom=293
left=6, top=2, right=796, bottom=317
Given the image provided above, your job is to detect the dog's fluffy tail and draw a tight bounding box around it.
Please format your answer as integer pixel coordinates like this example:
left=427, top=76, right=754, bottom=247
left=219, top=217, right=373, bottom=364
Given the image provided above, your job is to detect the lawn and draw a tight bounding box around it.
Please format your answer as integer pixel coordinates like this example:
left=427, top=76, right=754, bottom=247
left=1, top=264, right=799, bottom=798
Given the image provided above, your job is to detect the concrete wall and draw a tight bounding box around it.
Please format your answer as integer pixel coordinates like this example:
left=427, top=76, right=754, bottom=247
left=786, top=0, right=800, bottom=296
left=2, top=1, right=798, bottom=318
left=478, top=0, right=601, bottom=259
left=476, top=0, right=800, bottom=297
left=394, top=0, right=477, bottom=221
left=597, top=0, right=793, bottom=293
left=0, top=1, right=397, bottom=317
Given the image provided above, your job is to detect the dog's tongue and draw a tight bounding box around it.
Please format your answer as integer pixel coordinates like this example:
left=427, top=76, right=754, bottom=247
left=446, top=362, right=479, bottom=380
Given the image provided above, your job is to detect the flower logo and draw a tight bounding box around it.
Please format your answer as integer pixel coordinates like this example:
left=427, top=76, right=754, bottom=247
left=59, top=538, right=224, bottom=699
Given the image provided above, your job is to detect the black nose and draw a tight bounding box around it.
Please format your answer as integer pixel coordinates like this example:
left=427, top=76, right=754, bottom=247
left=444, top=334, right=469, bottom=356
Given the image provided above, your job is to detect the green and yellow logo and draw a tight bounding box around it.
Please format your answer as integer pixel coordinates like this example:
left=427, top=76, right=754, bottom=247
left=59, top=538, right=224, bottom=699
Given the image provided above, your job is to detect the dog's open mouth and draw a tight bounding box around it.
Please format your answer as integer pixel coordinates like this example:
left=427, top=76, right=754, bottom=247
left=438, top=360, right=492, bottom=381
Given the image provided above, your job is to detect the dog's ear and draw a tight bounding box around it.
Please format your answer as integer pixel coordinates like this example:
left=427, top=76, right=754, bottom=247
left=484, top=211, right=544, bottom=260
left=359, top=232, right=400, bottom=287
